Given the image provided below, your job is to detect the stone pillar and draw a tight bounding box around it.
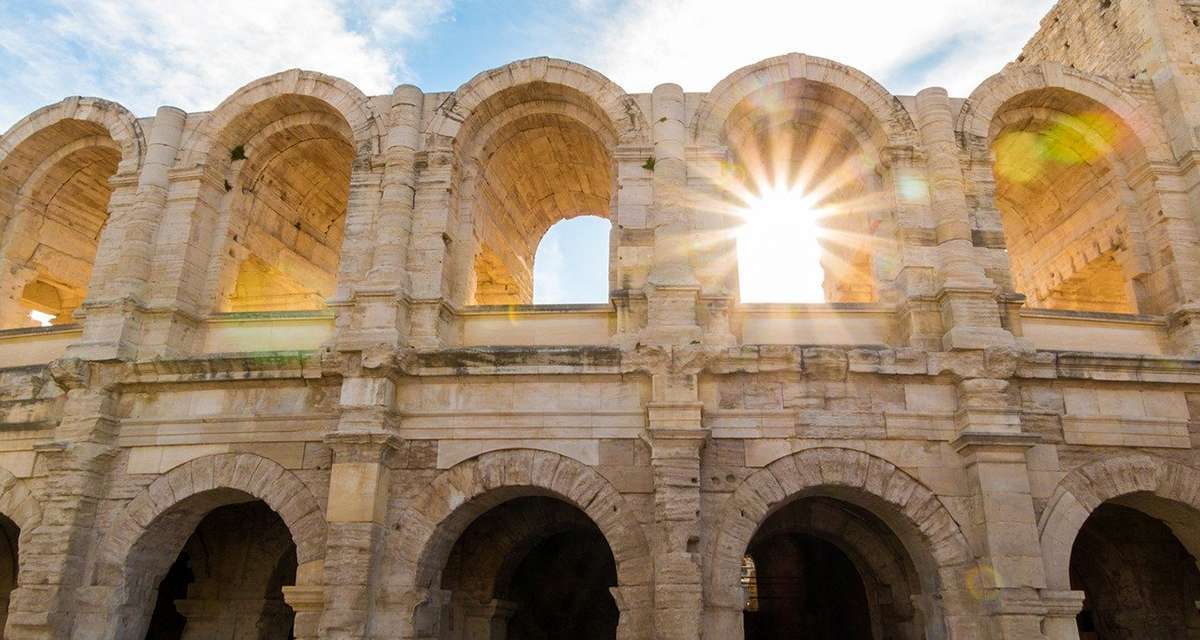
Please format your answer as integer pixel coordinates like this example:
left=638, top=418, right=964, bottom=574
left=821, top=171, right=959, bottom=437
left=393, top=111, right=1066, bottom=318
left=70, top=106, right=186, bottom=360
left=407, top=148, right=455, bottom=349
left=5, top=359, right=121, bottom=639
left=338, top=85, right=425, bottom=351
left=915, top=88, right=1015, bottom=351
left=952, top=377, right=1048, bottom=640
left=138, top=161, right=227, bottom=357
left=644, top=83, right=700, bottom=345
left=318, top=373, right=400, bottom=639
left=647, top=372, right=705, bottom=640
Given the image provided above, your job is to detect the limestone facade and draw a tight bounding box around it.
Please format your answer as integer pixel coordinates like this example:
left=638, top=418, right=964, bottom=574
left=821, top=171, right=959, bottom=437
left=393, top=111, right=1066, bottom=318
left=3, top=0, right=1200, bottom=638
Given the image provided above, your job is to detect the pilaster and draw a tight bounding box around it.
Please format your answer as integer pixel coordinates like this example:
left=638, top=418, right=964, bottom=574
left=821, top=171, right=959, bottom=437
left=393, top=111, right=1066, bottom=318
left=647, top=371, right=705, bottom=640
left=318, top=370, right=400, bottom=639
left=952, top=377, right=1047, bottom=640
left=6, top=359, right=122, bottom=639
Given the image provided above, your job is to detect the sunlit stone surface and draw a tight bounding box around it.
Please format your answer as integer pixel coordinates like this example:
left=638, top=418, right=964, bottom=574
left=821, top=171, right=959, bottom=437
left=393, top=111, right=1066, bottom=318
left=3, top=1, right=1200, bottom=638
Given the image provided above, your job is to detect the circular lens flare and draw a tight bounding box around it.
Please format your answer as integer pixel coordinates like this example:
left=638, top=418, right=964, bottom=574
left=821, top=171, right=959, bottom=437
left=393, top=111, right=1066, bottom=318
left=735, top=185, right=826, bottom=303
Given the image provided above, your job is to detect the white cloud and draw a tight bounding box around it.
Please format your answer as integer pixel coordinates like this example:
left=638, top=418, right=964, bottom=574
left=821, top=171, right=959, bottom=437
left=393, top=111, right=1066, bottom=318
left=583, top=0, right=1056, bottom=96
left=0, top=0, right=449, bottom=129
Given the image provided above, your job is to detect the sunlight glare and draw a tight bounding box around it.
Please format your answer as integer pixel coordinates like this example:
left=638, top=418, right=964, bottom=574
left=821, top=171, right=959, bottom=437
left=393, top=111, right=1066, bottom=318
left=735, top=186, right=826, bottom=303
left=29, top=310, right=55, bottom=327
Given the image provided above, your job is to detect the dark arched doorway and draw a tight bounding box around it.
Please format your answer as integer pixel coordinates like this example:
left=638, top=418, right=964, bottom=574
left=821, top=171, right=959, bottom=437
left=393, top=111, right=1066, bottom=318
left=143, top=500, right=297, bottom=639
left=1071, top=502, right=1200, bottom=639
left=743, top=496, right=926, bottom=640
left=439, top=495, right=618, bottom=639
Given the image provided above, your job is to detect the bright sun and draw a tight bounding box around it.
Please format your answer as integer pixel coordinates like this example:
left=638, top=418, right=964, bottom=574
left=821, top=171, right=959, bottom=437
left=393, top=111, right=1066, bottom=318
left=735, top=186, right=826, bottom=303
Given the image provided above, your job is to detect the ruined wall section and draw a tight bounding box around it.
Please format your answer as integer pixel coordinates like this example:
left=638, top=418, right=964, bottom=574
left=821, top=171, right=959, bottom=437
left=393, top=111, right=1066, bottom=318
left=1018, top=0, right=1154, bottom=81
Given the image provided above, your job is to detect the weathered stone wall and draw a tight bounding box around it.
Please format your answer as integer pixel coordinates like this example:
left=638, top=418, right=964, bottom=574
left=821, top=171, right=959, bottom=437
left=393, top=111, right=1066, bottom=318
left=1, top=1, right=1200, bottom=639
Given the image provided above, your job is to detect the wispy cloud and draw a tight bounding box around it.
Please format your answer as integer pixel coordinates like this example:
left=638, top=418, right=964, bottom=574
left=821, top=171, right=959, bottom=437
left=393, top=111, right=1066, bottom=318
left=582, top=0, right=1055, bottom=96
left=0, top=0, right=449, bottom=130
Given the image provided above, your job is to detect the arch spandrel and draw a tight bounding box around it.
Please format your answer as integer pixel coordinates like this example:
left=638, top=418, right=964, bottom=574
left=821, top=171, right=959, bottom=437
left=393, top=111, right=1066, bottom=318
left=691, top=53, right=917, bottom=149
left=177, top=68, right=384, bottom=169
left=425, top=57, right=649, bottom=148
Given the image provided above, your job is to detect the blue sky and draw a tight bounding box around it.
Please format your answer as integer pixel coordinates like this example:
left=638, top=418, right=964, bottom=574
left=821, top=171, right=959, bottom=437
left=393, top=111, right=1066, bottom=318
left=0, top=0, right=1055, bottom=302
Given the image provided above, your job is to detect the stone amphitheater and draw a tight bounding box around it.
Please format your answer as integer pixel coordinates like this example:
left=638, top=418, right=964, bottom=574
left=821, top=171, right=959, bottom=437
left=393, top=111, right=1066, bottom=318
left=3, top=0, right=1200, bottom=638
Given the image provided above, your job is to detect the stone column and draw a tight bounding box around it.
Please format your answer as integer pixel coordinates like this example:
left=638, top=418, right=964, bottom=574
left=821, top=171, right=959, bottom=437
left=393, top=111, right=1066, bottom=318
left=318, top=373, right=400, bottom=639
left=644, top=83, right=700, bottom=345
left=647, top=372, right=705, bottom=640
left=338, top=85, right=425, bottom=351
left=915, top=88, right=1014, bottom=351
left=69, top=106, right=186, bottom=360
left=952, top=377, right=1048, bottom=640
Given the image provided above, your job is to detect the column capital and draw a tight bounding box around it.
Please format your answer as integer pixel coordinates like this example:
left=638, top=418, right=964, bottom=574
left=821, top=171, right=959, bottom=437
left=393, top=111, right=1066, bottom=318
left=324, top=430, right=401, bottom=464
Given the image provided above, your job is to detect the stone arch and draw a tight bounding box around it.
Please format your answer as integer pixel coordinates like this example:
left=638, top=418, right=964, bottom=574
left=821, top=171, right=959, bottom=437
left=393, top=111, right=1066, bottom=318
left=706, top=447, right=974, bottom=637
left=959, top=63, right=1179, bottom=314
left=82, top=453, right=326, bottom=639
left=425, top=57, right=648, bottom=147
left=0, top=96, right=144, bottom=177
left=691, top=54, right=912, bottom=305
left=393, top=449, right=653, bottom=639
left=0, top=467, right=43, bottom=539
left=691, top=53, right=917, bottom=148
left=0, top=467, right=42, bottom=639
left=957, top=62, right=1171, bottom=164
left=178, top=68, right=383, bottom=168
left=1037, top=454, right=1200, bottom=591
left=178, top=70, right=373, bottom=315
left=0, top=98, right=143, bottom=328
left=432, top=59, right=637, bottom=306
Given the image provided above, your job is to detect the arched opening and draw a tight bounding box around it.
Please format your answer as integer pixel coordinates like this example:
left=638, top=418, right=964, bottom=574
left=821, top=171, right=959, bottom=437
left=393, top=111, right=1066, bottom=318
left=0, top=119, right=121, bottom=328
left=1069, top=500, right=1200, bottom=638
left=454, top=82, right=616, bottom=306
left=111, top=490, right=300, bottom=640
left=988, top=88, right=1156, bottom=313
left=743, top=496, right=924, bottom=640
left=718, top=78, right=892, bottom=304
left=437, top=496, right=618, bottom=640
left=141, top=500, right=296, bottom=639
left=209, top=96, right=355, bottom=313
left=531, top=215, right=611, bottom=304
left=0, top=513, right=19, bottom=634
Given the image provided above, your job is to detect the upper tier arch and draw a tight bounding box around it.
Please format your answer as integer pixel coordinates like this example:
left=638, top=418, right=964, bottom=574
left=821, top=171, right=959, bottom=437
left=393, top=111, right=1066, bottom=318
left=0, top=96, right=144, bottom=182
left=178, top=68, right=385, bottom=168
left=957, top=62, right=1172, bottom=164
left=691, top=53, right=917, bottom=149
left=424, top=57, right=650, bottom=147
